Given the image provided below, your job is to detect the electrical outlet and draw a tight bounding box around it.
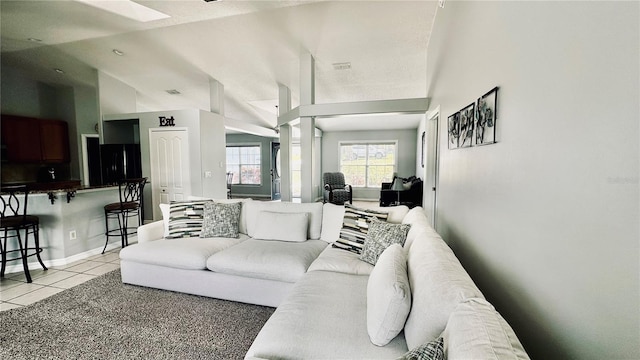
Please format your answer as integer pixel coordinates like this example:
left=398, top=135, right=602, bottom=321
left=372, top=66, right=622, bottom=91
left=69, top=230, right=76, bottom=240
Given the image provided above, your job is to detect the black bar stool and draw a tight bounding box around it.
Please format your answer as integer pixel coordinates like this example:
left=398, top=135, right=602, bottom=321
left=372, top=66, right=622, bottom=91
left=1, top=185, right=48, bottom=283
left=102, top=178, right=147, bottom=254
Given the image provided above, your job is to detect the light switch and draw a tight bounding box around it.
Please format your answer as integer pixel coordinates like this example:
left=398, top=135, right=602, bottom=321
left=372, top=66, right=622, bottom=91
left=204, top=171, right=212, bottom=178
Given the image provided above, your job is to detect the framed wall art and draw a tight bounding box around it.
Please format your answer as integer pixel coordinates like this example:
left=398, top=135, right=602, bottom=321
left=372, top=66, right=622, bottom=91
left=447, top=112, right=460, bottom=149
left=475, top=86, right=498, bottom=146
left=458, top=102, right=475, bottom=148
left=421, top=131, right=425, bottom=168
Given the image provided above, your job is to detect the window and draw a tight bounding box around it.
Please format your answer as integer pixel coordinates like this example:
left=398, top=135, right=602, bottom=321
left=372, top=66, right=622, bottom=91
left=226, top=145, right=261, bottom=185
left=339, top=142, right=396, bottom=188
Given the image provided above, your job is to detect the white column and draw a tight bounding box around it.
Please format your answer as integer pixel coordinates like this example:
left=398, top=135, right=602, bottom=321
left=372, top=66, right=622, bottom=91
left=278, top=84, right=292, bottom=201
left=299, top=52, right=316, bottom=203
left=209, top=78, right=225, bottom=115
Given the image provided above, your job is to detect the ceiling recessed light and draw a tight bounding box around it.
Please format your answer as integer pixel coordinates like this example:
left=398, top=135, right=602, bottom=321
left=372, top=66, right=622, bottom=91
left=28, top=38, right=42, bottom=42
left=113, top=49, right=124, bottom=56
left=165, top=89, right=181, bottom=95
left=54, top=68, right=65, bottom=74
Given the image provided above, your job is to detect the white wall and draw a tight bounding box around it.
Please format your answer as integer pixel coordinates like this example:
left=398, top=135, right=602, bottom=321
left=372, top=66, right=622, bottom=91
left=322, top=129, right=418, bottom=200
left=426, top=2, right=639, bottom=359
left=199, top=110, right=228, bottom=200
left=98, top=71, right=137, bottom=116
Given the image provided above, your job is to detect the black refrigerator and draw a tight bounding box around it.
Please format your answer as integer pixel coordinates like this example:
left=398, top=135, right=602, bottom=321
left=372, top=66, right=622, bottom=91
left=100, top=144, right=142, bottom=185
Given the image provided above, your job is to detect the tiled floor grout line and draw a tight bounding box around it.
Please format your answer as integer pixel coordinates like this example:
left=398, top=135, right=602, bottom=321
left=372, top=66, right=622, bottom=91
left=0, top=248, right=122, bottom=310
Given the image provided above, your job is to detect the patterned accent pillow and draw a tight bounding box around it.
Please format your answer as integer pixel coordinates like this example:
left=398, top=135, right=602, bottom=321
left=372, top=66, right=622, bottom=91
left=199, top=201, right=242, bottom=238
left=397, top=337, right=445, bottom=360
left=360, top=218, right=410, bottom=265
left=332, top=204, right=389, bottom=254
left=166, top=200, right=209, bottom=239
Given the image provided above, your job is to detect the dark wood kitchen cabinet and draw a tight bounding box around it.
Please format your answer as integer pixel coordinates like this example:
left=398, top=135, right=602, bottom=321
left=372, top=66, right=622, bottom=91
left=39, top=119, right=70, bottom=162
left=1, top=115, right=70, bottom=163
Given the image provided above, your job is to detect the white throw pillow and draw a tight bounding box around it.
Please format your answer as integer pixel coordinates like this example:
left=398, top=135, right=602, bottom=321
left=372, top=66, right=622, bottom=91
left=367, top=244, right=412, bottom=346
left=319, top=203, right=346, bottom=242
left=253, top=211, right=309, bottom=242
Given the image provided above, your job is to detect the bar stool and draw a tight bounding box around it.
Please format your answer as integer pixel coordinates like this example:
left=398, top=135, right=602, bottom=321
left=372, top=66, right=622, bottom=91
left=0, top=185, right=47, bottom=283
left=102, top=178, right=147, bottom=254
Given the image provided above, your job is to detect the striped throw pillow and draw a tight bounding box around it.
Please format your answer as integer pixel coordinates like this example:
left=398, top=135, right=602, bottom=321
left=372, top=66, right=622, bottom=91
left=332, top=204, right=389, bottom=254
left=166, top=200, right=210, bottom=239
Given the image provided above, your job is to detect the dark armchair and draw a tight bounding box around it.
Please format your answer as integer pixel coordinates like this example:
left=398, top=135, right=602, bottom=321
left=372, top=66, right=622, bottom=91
left=323, top=172, right=353, bottom=205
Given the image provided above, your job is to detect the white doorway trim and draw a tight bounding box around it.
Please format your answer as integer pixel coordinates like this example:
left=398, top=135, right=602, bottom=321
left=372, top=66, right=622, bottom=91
left=425, top=107, right=440, bottom=229
left=81, top=134, right=100, bottom=186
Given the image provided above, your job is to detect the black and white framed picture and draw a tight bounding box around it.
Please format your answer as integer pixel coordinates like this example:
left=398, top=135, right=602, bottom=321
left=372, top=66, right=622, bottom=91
left=421, top=131, right=425, bottom=167
left=458, top=103, right=475, bottom=148
left=447, top=112, right=460, bottom=149
left=475, top=87, right=498, bottom=146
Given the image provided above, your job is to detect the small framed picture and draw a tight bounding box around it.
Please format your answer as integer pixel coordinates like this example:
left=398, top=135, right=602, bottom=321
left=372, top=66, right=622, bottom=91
left=421, top=131, right=425, bottom=168
left=448, top=112, right=460, bottom=149
left=475, top=87, right=498, bottom=146
left=458, top=103, right=475, bottom=148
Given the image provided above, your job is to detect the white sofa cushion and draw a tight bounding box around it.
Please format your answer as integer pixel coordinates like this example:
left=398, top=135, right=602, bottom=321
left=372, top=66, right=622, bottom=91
left=246, top=271, right=408, bottom=359
left=443, top=298, right=530, bottom=360
left=244, top=201, right=323, bottom=240
left=206, top=239, right=327, bottom=283
left=320, top=203, right=346, bottom=242
left=403, top=233, right=485, bottom=350
left=119, top=235, right=248, bottom=270
left=253, top=211, right=308, bottom=242
left=367, top=244, right=412, bottom=346
left=307, top=246, right=374, bottom=275
left=402, top=206, right=440, bottom=249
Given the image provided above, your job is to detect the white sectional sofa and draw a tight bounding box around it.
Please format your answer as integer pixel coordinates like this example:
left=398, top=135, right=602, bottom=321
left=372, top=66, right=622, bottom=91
left=120, top=199, right=529, bottom=359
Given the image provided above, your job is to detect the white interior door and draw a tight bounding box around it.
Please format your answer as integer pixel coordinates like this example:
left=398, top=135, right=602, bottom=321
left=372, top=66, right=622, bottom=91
left=424, top=114, right=439, bottom=228
left=149, top=128, right=190, bottom=220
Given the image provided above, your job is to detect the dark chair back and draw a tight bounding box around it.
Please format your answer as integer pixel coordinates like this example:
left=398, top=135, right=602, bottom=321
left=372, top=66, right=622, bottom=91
left=323, top=172, right=346, bottom=187
left=117, top=178, right=147, bottom=207
left=1, top=185, right=29, bottom=221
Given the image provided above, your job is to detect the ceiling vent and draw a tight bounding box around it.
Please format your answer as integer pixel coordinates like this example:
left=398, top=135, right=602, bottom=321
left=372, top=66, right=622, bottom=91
left=332, top=62, right=351, bottom=70
left=165, top=89, right=181, bottom=95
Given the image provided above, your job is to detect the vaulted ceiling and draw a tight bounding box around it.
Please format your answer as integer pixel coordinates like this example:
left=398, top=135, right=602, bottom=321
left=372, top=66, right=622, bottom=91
left=1, top=0, right=438, bottom=132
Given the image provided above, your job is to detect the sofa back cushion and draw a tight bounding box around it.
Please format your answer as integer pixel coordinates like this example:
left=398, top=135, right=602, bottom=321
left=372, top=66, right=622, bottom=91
left=253, top=211, right=309, bottom=242
left=244, top=201, right=323, bottom=240
left=443, top=298, right=530, bottom=360
left=403, top=210, right=485, bottom=349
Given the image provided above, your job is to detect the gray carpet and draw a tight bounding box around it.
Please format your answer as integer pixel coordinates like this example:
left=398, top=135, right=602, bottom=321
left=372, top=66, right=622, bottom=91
left=0, top=270, right=275, bottom=359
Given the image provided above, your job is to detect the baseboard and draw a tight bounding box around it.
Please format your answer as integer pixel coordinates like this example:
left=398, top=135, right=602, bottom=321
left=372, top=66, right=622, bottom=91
left=2, top=239, right=130, bottom=275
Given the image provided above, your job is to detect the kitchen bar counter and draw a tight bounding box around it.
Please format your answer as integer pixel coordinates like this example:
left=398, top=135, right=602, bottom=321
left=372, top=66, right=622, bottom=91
left=1, top=181, right=118, bottom=204
left=1, top=185, right=122, bottom=273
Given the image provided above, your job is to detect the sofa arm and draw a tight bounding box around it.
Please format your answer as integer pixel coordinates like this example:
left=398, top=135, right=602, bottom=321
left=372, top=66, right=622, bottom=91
left=137, top=220, right=165, bottom=243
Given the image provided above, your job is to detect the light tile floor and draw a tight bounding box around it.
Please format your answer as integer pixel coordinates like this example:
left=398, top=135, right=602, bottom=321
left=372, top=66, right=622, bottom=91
left=0, top=248, right=122, bottom=311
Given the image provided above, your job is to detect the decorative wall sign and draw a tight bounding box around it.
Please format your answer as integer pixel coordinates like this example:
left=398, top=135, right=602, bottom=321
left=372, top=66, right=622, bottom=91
left=475, top=87, right=498, bottom=146
left=159, top=116, right=176, bottom=127
left=447, top=112, right=460, bottom=149
left=421, top=131, right=425, bottom=168
left=458, top=103, right=475, bottom=148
